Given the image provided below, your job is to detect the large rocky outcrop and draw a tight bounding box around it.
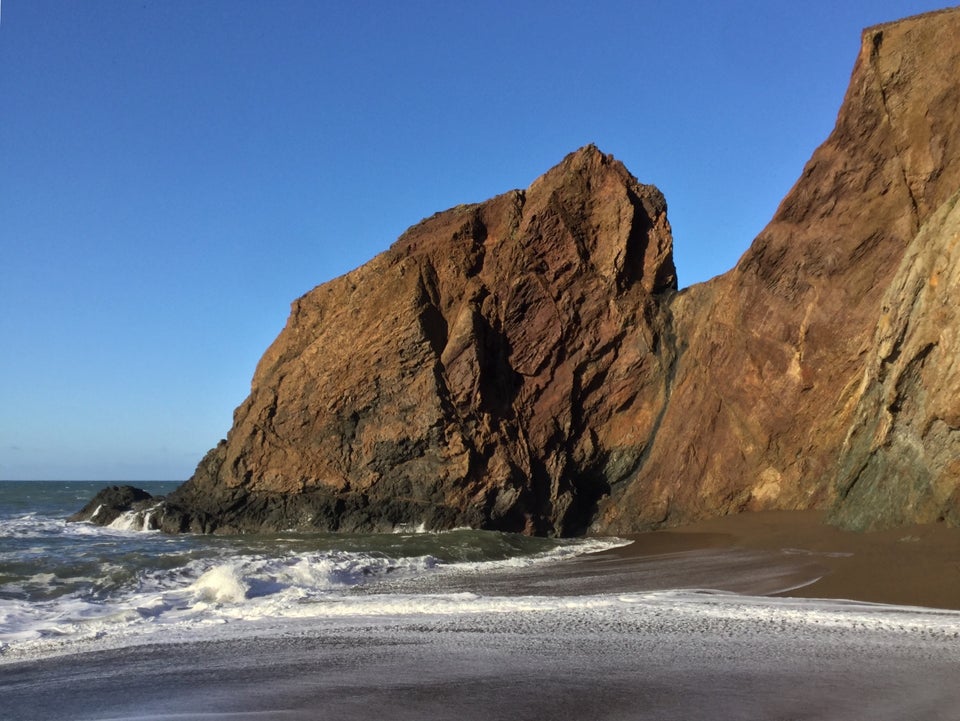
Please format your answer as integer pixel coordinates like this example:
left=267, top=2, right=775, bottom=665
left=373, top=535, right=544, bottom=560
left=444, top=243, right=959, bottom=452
left=596, top=7, right=960, bottom=532
left=157, top=146, right=680, bottom=534
left=75, top=8, right=960, bottom=535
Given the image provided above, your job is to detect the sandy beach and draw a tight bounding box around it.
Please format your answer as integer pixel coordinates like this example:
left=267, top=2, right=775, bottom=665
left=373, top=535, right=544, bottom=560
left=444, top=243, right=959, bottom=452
left=615, top=511, right=960, bottom=610
left=5, top=592, right=959, bottom=721
left=3, top=510, right=960, bottom=721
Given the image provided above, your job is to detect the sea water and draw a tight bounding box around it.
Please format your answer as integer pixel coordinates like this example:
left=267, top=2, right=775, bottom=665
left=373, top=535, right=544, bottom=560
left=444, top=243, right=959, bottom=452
left=3, top=481, right=960, bottom=721
left=0, top=481, right=623, bottom=658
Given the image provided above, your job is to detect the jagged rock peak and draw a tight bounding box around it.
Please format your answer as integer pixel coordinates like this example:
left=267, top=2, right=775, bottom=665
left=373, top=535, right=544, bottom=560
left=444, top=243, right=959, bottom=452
left=523, top=144, right=677, bottom=295
left=864, top=5, right=960, bottom=33
left=134, top=143, right=679, bottom=535
left=857, top=6, right=960, bottom=225
left=393, top=144, right=677, bottom=296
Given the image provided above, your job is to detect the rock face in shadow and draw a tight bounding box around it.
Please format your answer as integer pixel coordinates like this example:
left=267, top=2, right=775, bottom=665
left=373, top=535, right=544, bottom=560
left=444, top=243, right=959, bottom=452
left=75, top=9, right=960, bottom=535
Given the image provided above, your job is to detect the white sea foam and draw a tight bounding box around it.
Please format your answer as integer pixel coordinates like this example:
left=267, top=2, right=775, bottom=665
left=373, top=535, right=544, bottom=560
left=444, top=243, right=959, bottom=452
left=7, top=511, right=957, bottom=668
left=0, top=530, right=628, bottom=658
left=107, top=504, right=164, bottom=533
left=0, top=514, right=66, bottom=538
left=0, top=513, right=153, bottom=541
left=107, top=512, right=141, bottom=532
left=392, top=521, right=429, bottom=534
left=189, top=565, right=250, bottom=604
left=6, top=583, right=960, bottom=666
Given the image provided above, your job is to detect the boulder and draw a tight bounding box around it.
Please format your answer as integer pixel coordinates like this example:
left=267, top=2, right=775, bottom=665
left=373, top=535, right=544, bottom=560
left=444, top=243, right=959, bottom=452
left=69, top=485, right=155, bottom=526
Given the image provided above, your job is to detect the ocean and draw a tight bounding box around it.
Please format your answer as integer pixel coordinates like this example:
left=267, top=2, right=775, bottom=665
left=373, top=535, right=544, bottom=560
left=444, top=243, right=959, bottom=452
left=2, top=481, right=960, bottom=721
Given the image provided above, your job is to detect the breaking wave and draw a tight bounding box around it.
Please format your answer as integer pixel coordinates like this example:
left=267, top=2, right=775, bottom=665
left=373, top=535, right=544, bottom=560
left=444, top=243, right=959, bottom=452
left=0, top=504, right=629, bottom=659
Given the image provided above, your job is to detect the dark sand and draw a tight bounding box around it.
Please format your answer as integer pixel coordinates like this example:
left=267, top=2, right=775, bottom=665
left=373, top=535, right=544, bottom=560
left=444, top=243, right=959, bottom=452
left=4, top=511, right=960, bottom=721
left=608, top=510, right=960, bottom=610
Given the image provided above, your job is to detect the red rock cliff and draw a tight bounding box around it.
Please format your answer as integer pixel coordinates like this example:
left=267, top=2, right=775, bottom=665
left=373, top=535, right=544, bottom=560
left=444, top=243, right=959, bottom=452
left=156, top=8, right=960, bottom=535
left=598, top=7, right=960, bottom=532
left=164, top=146, right=679, bottom=534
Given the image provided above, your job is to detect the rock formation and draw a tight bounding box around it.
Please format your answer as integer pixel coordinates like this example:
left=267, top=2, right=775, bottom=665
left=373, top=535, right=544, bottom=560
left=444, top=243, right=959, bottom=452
left=68, top=485, right=155, bottom=527
left=597, top=7, right=960, bottom=532
left=74, top=8, right=960, bottom=535
left=830, top=189, right=960, bottom=530
left=155, top=146, right=680, bottom=534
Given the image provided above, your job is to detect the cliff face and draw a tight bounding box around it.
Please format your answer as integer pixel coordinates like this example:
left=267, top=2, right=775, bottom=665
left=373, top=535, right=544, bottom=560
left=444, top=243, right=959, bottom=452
left=830, top=189, right=960, bottom=530
left=597, top=8, right=960, bottom=532
left=162, top=147, right=680, bottom=534
left=114, top=8, right=960, bottom=535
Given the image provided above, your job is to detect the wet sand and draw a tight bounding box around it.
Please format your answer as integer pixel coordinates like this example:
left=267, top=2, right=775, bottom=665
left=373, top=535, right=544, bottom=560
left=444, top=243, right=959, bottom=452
left=606, top=510, right=960, bottom=610
left=4, top=511, right=959, bottom=720
left=5, top=590, right=959, bottom=721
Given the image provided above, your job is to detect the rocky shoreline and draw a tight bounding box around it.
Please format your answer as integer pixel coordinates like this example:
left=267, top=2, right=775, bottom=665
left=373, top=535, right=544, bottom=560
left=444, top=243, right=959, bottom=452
left=75, top=8, right=960, bottom=537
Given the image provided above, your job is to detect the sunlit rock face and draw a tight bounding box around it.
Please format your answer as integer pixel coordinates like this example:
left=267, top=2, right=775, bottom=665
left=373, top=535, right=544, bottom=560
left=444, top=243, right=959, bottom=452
left=830, top=190, right=960, bottom=530
left=129, top=8, right=960, bottom=536
left=160, top=145, right=679, bottom=535
left=598, top=8, right=960, bottom=532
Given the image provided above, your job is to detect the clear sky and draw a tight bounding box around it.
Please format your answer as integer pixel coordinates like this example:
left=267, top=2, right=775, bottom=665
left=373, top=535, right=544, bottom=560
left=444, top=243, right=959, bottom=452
left=0, top=1, right=950, bottom=481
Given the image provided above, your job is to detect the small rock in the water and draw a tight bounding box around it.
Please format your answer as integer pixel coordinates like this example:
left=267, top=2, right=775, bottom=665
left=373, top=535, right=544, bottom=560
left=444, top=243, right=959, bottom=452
left=68, top=485, right=154, bottom=526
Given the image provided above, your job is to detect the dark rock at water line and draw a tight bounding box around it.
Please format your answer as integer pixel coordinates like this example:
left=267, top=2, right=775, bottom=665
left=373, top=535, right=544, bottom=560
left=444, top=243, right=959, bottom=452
left=69, top=485, right=156, bottom=526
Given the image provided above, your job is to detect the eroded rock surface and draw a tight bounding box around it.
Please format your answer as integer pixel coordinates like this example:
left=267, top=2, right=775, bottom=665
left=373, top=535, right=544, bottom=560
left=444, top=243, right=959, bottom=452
left=830, top=190, right=960, bottom=530
left=79, top=8, right=960, bottom=535
left=158, top=146, right=679, bottom=534
left=597, top=7, right=960, bottom=532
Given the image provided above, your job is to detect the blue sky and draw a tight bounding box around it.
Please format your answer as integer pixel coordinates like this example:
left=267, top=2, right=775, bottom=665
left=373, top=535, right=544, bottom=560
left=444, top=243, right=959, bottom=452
left=0, top=1, right=950, bottom=481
